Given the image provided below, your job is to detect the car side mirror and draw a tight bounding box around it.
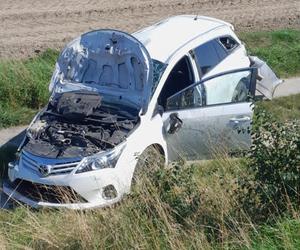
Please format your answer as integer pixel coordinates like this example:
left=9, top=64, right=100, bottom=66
left=168, top=113, right=183, bottom=134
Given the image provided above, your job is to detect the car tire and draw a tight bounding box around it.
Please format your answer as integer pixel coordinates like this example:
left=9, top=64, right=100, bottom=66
left=132, top=145, right=165, bottom=187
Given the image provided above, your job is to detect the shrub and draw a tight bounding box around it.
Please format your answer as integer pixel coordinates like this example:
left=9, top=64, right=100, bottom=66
left=242, top=104, right=300, bottom=219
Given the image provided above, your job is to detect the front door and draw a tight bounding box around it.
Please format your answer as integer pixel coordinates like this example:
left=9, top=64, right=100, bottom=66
left=162, top=68, right=257, bottom=161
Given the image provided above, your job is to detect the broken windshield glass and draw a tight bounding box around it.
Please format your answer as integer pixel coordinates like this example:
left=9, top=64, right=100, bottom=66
left=151, top=59, right=167, bottom=97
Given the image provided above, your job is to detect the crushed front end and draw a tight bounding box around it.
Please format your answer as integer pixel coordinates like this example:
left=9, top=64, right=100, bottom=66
left=3, top=29, right=153, bottom=209
left=4, top=90, right=137, bottom=209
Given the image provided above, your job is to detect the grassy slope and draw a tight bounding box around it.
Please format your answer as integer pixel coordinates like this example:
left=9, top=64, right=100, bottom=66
left=240, top=29, right=300, bottom=78
left=250, top=218, right=300, bottom=250
left=0, top=50, right=58, bottom=128
left=0, top=30, right=300, bottom=128
left=0, top=156, right=299, bottom=249
left=260, top=93, right=300, bottom=121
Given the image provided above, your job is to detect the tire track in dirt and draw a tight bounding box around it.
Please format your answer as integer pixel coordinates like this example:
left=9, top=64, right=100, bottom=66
left=0, top=0, right=299, bottom=58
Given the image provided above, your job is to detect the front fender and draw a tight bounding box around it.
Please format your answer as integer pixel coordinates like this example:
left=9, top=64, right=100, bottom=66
left=114, top=114, right=167, bottom=191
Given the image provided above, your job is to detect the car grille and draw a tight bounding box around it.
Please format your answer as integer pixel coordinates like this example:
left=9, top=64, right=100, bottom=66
left=21, top=152, right=79, bottom=176
left=10, top=179, right=87, bottom=204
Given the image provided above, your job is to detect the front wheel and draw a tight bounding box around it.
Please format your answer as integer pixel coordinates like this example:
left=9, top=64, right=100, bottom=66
left=132, top=145, right=165, bottom=187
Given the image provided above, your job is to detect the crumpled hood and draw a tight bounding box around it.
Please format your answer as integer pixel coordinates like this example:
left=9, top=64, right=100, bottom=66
left=250, top=56, right=283, bottom=99
left=49, top=29, right=153, bottom=114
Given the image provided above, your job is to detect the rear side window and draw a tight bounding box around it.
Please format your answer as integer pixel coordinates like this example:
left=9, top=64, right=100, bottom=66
left=219, top=37, right=239, bottom=51
left=213, top=40, right=227, bottom=60
left=194, top=39, right=227, bottom=75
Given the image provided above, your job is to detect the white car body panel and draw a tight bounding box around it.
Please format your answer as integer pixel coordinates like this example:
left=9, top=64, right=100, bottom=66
left=133, top=15, right=233, bottom=63
left=249, top=56, right=283, bottom=99
left=163, top=102, right=253, bottom=160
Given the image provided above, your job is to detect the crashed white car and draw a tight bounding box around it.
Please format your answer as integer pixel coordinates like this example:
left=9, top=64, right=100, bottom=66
left=3, top=15, right=281, bottom=209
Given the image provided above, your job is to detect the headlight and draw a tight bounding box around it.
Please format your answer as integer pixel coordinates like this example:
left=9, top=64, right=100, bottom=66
left=76, top=144, right=126, bottom=174
left=26, top=111, right=45, bottom=140
left=27, top=120, right=47, bottom=140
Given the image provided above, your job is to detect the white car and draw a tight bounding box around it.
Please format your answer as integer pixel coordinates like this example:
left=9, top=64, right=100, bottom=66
left=3, top=15, right=281, bottom=209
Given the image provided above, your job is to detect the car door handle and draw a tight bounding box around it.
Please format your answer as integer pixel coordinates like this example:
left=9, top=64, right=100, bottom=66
left=229, top=116, right=251, bottom=124
left=168, top=113, right=183, bottom=134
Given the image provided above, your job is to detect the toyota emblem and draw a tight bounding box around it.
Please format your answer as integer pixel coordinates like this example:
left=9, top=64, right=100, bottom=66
left=38, top=165, right=52, bottom=177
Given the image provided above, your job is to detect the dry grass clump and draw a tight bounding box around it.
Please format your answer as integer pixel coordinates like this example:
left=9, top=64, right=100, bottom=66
left=0, top=147, right=299, bottom=249
left=0, top=156, right=251, bottom=250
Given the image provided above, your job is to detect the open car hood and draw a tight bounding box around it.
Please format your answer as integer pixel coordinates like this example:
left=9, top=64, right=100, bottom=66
left=250, top=56, right=283, bottom=99
left=49, top=30, right=153, bottom=114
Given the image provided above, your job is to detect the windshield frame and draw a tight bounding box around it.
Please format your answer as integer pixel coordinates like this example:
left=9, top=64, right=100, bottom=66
left=151, top=59, right=167, bottom=98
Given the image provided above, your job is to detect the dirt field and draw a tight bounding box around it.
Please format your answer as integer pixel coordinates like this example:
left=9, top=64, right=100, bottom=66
left=0, top=0, right=299, bottom=58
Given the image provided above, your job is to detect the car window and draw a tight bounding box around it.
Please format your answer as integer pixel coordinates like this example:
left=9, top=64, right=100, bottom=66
left=158, top=56, right=195, bottom=109
left=151, top=59, right=167, bottom=98
left=194, top=39, right=227, bottom=76
left=204, top=70, right=251, bottom=105
left=166, top=69, right=253, bottom=110
left=213, top=40, right=228, bottom=60
left=219, top=37, right=239, bottom=51
left=166, top=84, right=204, bottom=110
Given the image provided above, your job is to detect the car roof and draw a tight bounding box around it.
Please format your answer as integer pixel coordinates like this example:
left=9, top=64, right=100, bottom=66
left=133, top=15, right=233, bottom=63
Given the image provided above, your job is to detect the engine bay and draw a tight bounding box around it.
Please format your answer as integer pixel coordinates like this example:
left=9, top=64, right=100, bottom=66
left=23, top=91, right=139, bottom=159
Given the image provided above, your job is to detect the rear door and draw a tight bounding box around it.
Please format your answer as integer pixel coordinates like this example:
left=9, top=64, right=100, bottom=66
left=162, top=68, right=257, bottom=161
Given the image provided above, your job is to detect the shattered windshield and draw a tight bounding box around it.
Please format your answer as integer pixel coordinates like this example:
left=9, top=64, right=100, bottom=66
left=152, top=59, right=167, bottom=97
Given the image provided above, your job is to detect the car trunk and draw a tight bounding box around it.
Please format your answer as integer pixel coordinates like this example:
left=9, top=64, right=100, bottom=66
left=250, top=56, right=283, bottom=99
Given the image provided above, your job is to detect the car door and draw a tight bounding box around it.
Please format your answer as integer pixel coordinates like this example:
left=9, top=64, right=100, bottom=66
left=162, top=68, right=257, bottom=161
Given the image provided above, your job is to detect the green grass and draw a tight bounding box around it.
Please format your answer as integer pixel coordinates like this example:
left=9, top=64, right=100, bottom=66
left=0, top=29, right=299, bottom=128
left=250, top=218, right=300, bottom=250
left=0, top=49, right=58, bottom=128
left=259, top=93, right=300, bottom=121
left=240, top=29, right=300, bottom=78
left=0, top=105, right=37, bottom=128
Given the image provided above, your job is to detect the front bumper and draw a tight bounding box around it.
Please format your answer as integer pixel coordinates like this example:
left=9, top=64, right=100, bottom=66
left=3, top=180, right=122, bottom=209
left=5, top=153, right=130, bottom=209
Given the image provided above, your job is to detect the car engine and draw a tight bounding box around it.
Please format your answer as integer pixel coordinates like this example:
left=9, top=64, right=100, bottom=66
left=22, top=91, right=139, bottom=159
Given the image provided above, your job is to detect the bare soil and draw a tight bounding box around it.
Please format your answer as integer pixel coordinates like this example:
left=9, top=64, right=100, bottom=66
left=0, top=0, right=299, bottom=58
